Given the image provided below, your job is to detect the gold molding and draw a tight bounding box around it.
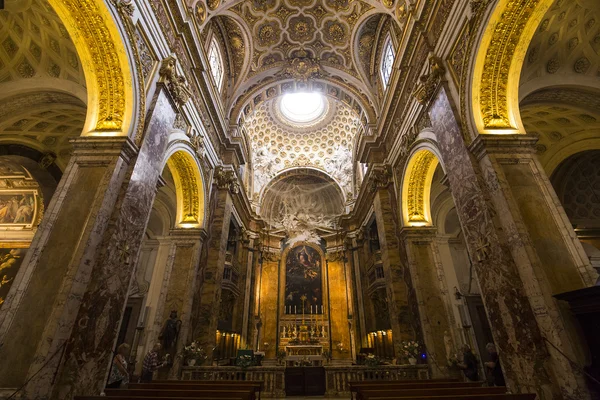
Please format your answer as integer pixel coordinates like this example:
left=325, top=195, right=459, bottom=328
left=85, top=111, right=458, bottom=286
left=472, top=0, right=553, bottom=134
left=167, top=151, right=205, bottom=228
left=402, top=150, right=438, bottom=227
left=48, top=0, right=134, bottom=135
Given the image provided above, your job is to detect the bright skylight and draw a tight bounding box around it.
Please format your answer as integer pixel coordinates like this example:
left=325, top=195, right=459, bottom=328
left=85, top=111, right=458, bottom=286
left=280, top=92, right=326, bottom=124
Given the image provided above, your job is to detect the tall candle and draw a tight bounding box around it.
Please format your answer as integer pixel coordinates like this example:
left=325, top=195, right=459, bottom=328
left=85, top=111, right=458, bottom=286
left=295, top=305, right=297, bottom=314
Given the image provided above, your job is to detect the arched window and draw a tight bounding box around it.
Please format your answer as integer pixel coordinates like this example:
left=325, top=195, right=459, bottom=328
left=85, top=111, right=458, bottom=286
left=380, top=36, right=395, bottom=89
left=208, top=37, right=224, bottom=91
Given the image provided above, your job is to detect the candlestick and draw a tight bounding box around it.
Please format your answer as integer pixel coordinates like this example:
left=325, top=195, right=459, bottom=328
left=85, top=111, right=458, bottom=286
left=294, top=305, right=297, bottom=314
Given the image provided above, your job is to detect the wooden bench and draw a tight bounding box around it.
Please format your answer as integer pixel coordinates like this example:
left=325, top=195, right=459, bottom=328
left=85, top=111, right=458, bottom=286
left=357, top=387, right=507, bottom=399
left=149, top=380, right=265, bottom=400
left=366, top=395, right=536, bottom=400
left=104, top=388, right=254, bottom=400
left=77, top=397, right=238, bottom=400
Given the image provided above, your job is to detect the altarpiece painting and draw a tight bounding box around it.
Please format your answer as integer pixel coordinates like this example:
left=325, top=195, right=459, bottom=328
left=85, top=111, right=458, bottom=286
left=285, top=245, right=323, bottom=314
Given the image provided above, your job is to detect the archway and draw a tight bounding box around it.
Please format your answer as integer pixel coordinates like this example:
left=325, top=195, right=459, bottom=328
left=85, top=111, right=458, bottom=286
left=165, top=149, right=206, bottom=229
left=401, top=148, right=441, bottom=227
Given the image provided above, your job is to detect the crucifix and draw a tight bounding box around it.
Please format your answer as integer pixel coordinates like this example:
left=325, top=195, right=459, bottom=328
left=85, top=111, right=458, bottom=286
left=300, top=294, right=307, bottom=324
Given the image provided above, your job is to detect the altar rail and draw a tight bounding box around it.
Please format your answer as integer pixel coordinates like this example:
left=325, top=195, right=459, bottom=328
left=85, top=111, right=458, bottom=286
left=324, top=365, right=430, bottom=396
left=181, top=366, right=286, bottom=397
left=181, top=365, right=429, bottom=397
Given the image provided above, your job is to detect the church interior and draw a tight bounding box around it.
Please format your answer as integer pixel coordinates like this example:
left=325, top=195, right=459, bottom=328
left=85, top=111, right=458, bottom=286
left=0, top=0, right=599, bottom=399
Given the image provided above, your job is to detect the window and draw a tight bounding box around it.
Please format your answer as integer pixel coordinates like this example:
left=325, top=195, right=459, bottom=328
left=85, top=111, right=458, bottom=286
left=208, top=38, right=224, bottom=90
left=380, top=37, right=395, bottom=88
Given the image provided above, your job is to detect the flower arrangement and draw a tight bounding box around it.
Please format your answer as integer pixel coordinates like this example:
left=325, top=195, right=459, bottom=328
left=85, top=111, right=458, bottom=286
left=401, top=340, right=421, bottom=358
left=181, top=341, right=207, bottom=365
left=363, top=353, right=381, bottom=367
left=236, top=354, right=254, bottom=369
left=322, top=349, right=332, bottom=361
left=276, top=350, right=287, bottom=363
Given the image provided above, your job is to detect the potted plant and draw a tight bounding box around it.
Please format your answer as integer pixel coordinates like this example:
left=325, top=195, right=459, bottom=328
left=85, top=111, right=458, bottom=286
left=181, top=341, right=207, bottom=366
left=236, top=354, right=254, bottom=369
left=276, top=349, right=287, bottom=365
left=322, top=349, right=332, bottom=364
left=364, top=353, right=380, bottom=367
left=401, top=341, right=421, bottom=365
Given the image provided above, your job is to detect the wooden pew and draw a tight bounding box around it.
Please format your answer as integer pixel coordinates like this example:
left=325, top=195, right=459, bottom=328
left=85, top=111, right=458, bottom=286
left=366, top=395, right=536, bottom=400
left=77, top=397, right=237, bottom=400
left=136, top=380, right=263, bottom=399
left=357, top=386, right=506, bottom=399
left=104, top=388, right=254, bottom=400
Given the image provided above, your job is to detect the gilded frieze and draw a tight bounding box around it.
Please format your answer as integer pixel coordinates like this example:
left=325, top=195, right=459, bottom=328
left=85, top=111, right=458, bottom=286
left=404, top=150, right=437, bottom=225
left=473, top=0, right=554, bottom=132
left=49, top=0, right=132, bottom=133
left=167, top=151, right=204, bottom=227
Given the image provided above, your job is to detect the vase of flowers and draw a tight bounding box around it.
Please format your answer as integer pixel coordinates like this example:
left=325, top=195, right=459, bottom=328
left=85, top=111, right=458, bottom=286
left=401, top=341, right=421, bottom=365
left=180, top=341, right=207, bottom=366
left=276, top=350, right=287, bottom=365
left=237, top=354, right=254, bottom=369
left=364, top=353, right=380, bottom=367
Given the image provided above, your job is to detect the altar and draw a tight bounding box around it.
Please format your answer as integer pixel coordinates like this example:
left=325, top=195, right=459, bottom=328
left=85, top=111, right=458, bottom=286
left=285, top=344, right=323, bottom=367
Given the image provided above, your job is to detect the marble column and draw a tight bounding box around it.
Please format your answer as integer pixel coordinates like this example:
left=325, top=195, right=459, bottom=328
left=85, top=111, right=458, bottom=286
left=372, top=182, right=420, bottom=355
left=400, top=227, right=454, bottom=376
left=241, top=234, right=258, bottom=347
left=426, top=84, right=589, bottom=400
left=136, top=235, right=174, bottom=375
left=257, top=252, right=280, bottom=360
left=0, top=83, right=179, bottom=399
left=348, top=232, right=368, bottom=349
left=157, top=228, right=207, bottom=377
left=326, top=252, right=352, bottom=362
left=192, top=185, right=233, bottom=359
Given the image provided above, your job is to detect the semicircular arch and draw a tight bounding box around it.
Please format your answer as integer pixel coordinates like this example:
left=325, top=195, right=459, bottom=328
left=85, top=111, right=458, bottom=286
left=47, top=0, right=137, bottom=136
left=400, top=144, right=444, bottom=227
left=163, top=146, right=206, bottom=229
left=470, top=0, right=554, bottom=134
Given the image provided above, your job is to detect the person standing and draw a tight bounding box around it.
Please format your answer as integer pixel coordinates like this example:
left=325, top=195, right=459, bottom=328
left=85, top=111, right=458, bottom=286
left=141, top=343, right=165, bottom=382
left=457, top=344, right=479, bottom=382
left=484, top=343, right=506, bottom=386
left=107, top=343, right=130, bottom=388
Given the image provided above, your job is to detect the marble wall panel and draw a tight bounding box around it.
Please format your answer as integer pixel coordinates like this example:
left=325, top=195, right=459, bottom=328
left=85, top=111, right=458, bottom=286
left=0, top=165, right=108, bottom=387
left=427, top=85, right=586, bottom=399
left=374, top=188, right=420, bottom=354
left=327, top=258, right=351, bottom=360
left=193, top=189, right=232, bottom=358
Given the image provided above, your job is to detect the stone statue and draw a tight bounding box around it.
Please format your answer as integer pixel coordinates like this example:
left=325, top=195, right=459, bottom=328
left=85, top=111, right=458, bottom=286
left=159, top=310, right=182, bottom=353
left=444, top=330, right=454, bottom=361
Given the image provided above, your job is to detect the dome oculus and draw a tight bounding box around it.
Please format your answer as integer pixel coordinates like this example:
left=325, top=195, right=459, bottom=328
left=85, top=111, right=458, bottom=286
left=279, top=92, right=327, bottom=124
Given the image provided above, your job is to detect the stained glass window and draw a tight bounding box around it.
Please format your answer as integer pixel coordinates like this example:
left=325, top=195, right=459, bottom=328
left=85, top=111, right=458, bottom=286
left=380, top=37, right=395, bottom=89
left=208, top=38, right=224, bottom=90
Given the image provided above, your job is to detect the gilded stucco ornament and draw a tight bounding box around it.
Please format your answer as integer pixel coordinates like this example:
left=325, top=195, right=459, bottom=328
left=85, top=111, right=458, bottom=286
left=278, top=53, right=328, bottom=82
left=167, top=151, right=203, bottom=227
left=412, top=53, right=446, bottom=105
left=48, top=0, right=133, bottom=134
left=159, top=56, right=192, bottom=108
left=196, top=2, right=207, bottom=23
left=207, top=0, right=221, bottom=10
left=473, top=0, right=554, bottom=133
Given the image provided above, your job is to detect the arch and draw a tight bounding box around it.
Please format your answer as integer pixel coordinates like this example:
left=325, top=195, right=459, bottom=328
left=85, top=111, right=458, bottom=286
left=259, top=167, right=346, bottom=207
left=401, top=148, right=442, bottom=227
left=471, top=0, right=554, bottom=134
left=47, top=0, right=135, bottom=135
left=164, top=149, right=206, bottom=229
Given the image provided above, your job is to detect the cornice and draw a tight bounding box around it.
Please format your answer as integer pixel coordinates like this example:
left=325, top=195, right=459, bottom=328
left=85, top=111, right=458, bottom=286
left=469, top=134, right=538, bottom=161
